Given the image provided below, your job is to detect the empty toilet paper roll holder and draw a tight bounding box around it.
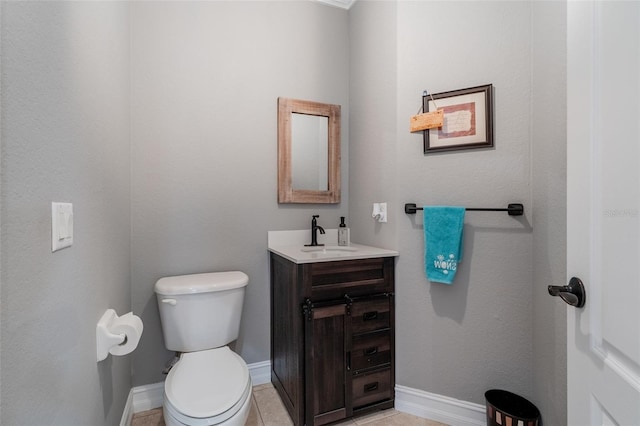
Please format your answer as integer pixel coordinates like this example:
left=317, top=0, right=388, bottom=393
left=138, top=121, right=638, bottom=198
left=96, top=309, right=129, bottom=362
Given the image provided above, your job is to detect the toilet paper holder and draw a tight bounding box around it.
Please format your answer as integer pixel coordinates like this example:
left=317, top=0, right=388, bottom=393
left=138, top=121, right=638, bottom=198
left=96, top=309, right=142, bottom=362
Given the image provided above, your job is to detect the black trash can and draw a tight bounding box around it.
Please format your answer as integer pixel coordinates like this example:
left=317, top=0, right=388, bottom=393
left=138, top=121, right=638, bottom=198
left=485, top=389, right=540, bottom=426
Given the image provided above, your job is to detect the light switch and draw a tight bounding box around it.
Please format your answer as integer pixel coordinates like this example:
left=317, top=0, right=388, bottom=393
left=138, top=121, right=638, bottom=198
left=52, top=202, right=73, bottom=252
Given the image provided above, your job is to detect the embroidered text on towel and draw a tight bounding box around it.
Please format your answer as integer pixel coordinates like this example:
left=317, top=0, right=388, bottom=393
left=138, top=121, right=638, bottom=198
left=433, top=254, right=457, bottom=275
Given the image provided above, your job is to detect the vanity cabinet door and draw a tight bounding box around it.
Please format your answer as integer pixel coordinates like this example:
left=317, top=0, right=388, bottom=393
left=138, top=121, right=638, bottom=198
left=304, top=302, right=351, bottom=426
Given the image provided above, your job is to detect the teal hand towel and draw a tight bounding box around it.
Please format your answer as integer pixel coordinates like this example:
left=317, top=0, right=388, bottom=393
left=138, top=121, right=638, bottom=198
left=423, top=206, right=465, bottom=284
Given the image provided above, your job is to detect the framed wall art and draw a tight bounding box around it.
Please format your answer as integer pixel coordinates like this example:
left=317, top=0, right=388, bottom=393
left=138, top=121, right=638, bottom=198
left=423, top=84, right=493, bottom=153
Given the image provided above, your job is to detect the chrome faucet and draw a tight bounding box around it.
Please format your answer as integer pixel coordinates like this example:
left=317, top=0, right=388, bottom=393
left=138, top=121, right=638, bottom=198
left=305, top=215, right=325, bottom=247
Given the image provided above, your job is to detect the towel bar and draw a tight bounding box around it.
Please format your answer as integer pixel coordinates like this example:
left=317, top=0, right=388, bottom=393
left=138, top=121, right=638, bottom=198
left=404, top=203, right=524, bottom=216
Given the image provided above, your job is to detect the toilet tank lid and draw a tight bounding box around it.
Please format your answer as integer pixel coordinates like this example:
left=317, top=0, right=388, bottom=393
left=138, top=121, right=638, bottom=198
left=155, top=271, right=248, bottom=295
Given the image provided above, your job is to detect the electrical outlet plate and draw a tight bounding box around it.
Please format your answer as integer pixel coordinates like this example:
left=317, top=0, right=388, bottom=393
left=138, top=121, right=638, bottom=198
left=373, top=202, right=388, bottom=223
left=52, top=202, right=73, bottom=252
left=378, top=202, right=387, bottom=222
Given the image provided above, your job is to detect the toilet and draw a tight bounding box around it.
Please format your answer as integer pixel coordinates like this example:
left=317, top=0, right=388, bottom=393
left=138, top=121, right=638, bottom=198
left=155, top=271, right=252, bottom=426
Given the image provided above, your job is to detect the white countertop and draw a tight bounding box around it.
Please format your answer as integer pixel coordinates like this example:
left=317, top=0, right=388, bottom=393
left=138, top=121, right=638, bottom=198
left=268, top=229, right=399, bottom=264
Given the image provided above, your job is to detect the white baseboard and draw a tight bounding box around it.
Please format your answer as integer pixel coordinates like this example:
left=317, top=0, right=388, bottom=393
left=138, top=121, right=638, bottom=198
left=119, top=382, right=164, bottom=426
left=394, top=385, right=486, bottom=426
left=118, top=388, right=134, bottom=426
left=248, top=359, right=271, bottom=386
left=132, top=382, right=165, bottom=413
left=121, top=360, right=486, bottom=426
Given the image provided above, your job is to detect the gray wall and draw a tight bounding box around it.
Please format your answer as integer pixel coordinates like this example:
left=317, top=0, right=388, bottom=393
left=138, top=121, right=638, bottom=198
left=397, top=2, right=533, bottom=403
left=395, top=0, right=534, bottom=404
left=1, top=2, right=132, bottom=425
left=531, top=2, right=567, bottom=425
left=348, top=0, right=397, bottom=250
left=349, top=1, right=567, bottom=422
left=129, top=1, right=350, bottom=386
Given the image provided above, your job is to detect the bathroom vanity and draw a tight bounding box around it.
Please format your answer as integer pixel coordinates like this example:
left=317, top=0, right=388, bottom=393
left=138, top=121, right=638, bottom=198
left=268, top=231, right=398, bottom=426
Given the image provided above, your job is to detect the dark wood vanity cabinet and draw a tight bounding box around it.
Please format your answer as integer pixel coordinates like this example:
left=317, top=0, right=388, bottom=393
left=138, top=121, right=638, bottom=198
left=270, top=254, right=396, bottom=426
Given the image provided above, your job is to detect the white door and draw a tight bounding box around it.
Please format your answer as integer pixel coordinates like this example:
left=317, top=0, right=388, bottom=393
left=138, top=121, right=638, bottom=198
left=566, top=1, right=640, bottom=425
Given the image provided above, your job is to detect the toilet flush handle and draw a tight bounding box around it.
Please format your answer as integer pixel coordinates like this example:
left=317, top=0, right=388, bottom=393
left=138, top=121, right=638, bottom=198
left=161, top=298, right=177, bottom=306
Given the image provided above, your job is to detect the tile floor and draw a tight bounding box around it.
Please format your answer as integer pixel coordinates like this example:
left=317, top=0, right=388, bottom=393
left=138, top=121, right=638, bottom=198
left=130, top=383, right=448, bottom=426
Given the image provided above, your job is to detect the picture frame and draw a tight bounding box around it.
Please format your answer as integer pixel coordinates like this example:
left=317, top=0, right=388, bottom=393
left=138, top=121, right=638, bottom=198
left=423, top=84, right=493, bottom=153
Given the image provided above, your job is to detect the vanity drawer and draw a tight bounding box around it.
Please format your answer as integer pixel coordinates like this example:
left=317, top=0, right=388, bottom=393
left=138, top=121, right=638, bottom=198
left=350, top=330, right=391, bottom=371
left=309, top=258, right=393, bottom=301
left=351, top=368, right=392, bottom=409
left=351, top=297, right=391, bottom=334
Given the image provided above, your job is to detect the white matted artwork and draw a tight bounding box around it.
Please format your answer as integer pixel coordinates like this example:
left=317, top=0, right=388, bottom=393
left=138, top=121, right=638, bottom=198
left=423, top=84, right=493, bottom=153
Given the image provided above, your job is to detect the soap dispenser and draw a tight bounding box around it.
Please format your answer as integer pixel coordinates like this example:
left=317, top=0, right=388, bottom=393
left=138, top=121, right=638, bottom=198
left=338, top=217, right=350, bottom=246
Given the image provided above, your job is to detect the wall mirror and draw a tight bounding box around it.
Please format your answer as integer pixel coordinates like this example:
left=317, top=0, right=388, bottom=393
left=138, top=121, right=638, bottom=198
left=278, top=97, right=341, bottom=203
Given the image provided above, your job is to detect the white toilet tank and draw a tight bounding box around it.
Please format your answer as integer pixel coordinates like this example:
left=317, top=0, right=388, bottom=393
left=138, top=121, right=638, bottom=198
left=155, top=271, right=249, bottom=352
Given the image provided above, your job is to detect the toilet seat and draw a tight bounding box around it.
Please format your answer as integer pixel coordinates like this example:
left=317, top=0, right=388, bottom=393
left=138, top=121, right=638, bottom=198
left=164, top=347, right=252, bottom=425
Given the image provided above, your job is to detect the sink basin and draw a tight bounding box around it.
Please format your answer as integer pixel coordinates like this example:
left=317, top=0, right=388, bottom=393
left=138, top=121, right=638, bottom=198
left=300, top=246, right=358, bottom=253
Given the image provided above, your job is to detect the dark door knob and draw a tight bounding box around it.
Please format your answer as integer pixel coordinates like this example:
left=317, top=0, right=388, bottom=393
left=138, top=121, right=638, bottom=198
left=548, top=277, right=586, bottom=308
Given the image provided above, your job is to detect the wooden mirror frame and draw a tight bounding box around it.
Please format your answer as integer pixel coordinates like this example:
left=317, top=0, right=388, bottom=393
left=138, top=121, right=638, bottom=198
left=278, top=97, right=341, bottom=203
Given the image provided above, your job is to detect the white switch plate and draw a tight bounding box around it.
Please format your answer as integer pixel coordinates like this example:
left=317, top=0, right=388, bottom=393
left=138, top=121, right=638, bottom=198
left=52, top=202, right=73, bottom=252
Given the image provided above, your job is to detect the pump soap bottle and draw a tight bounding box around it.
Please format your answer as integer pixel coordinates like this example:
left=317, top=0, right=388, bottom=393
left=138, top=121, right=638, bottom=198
left=338, top=217, right=350, bottom=246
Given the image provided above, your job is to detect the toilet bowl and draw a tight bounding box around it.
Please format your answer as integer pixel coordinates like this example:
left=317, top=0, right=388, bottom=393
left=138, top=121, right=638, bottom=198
left=162, top=347, right=252, bottom=426
left=155, top=271, right=251, bottom=426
